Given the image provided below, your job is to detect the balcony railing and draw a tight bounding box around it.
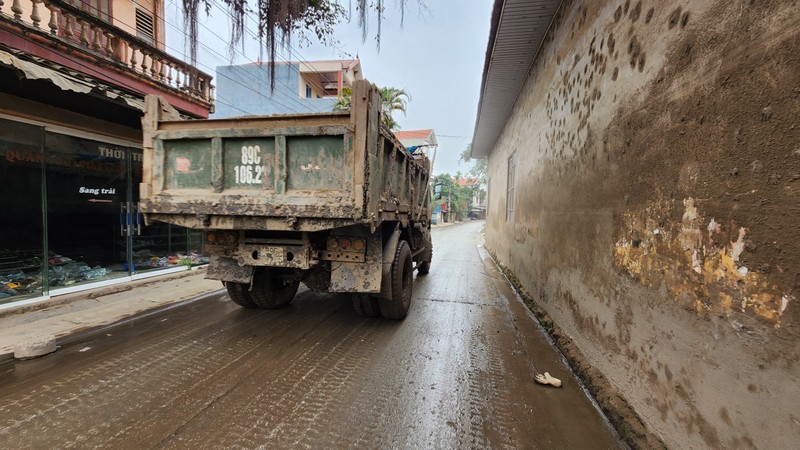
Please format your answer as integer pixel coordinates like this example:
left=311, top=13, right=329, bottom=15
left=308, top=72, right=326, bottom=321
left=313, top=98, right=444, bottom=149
left=0, top=0, right=214, bottom=108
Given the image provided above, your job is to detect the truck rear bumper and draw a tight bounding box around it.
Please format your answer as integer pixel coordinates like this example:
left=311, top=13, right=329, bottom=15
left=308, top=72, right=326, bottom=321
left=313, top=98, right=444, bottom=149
left=237, top=244, right=312, bottom=269
left=206, top=256, right=254, bottom=284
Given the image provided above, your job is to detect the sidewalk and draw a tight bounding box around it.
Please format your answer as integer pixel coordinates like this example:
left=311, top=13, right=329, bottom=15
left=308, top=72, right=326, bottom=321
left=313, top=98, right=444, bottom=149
left=0, top=268, right=224, bottom=361
left=430, top=221, right=456, bottom=228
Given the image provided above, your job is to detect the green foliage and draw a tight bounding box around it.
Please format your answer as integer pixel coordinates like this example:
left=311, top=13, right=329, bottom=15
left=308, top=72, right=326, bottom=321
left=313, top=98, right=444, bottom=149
left=378, top=87, right=410, bottom=130
left=460, top=144, right=487, bottom=182
left=333, top=86, right=352, bottom=111
left=334, top=85, right=410, bottom=130
left=431, top=173, right=477, bottom=221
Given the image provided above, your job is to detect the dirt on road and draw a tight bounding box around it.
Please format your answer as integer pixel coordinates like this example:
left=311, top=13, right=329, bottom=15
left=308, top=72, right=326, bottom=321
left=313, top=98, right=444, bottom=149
left=0, top=222, right=621, bottom=449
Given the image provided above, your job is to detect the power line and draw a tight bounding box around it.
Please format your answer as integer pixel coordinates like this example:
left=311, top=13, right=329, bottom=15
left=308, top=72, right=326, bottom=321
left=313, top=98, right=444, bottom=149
left=10, top=1, right=353, bottom=117
left=54, top=0, right=314, bottom=115
left=162, top=1, right=314, bottom=114
left=437, top=135, right=470, bottom=139
left=167, top=2, right=323, bottom=114
left=206, top=0, right=348, bottom=113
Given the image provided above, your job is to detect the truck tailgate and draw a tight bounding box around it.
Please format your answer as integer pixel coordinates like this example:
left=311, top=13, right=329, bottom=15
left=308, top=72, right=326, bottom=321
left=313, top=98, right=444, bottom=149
left=140, top=112, right=363, bottom=226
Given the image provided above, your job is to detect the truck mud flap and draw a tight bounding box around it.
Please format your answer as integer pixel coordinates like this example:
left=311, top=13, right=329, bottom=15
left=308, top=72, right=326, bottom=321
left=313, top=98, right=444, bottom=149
left=205, top=256, right=255, bottom=284
left=329, top=233, right=382, bottom=294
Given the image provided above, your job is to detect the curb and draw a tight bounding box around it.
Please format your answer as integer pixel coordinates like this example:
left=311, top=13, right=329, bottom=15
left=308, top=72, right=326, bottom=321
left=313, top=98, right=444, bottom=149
left=0, top=269, right=206, bottom=320
left=0, top=287, right=226, bottom=364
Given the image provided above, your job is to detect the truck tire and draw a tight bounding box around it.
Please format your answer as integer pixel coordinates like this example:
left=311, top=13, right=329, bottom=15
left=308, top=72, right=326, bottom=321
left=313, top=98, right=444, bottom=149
left=380, top=240, right=413, bottom=320
left=250, top=268, right=300, bottom=309
left=352, top=293, right=381, bottom=317
left=417, top=261, right=430, bottom=275
left=224, top=282, right=257, bottom=308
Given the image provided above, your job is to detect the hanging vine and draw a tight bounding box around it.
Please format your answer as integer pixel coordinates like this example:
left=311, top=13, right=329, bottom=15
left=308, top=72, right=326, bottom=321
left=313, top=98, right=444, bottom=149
left=180, top=1, right=416, bottom=91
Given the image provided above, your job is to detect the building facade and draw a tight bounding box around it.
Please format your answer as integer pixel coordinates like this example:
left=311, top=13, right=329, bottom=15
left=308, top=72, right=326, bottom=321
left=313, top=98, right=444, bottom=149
left=394, top=129, right=437, bottom=154
left=472, top=1, right=799, bottom=448
left=212, top=59, right=362, bottom=118
left=0, top=0, right=214, bottom=306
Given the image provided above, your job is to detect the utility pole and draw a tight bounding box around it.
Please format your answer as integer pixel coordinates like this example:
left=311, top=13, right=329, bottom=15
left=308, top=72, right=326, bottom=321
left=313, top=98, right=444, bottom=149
left=447, top=183, right=452, bottom=223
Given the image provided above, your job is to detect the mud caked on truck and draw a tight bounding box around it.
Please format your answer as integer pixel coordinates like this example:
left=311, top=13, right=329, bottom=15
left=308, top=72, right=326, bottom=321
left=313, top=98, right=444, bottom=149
left=139, top=80, right=432, bottom=319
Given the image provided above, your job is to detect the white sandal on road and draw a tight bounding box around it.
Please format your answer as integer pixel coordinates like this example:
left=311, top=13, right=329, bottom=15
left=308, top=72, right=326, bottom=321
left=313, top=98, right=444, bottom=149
left=534, top=371, right=562, bottom=387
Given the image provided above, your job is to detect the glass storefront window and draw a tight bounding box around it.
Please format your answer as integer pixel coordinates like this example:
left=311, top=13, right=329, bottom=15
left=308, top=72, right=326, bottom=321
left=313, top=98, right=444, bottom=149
left=1, top=117, right=209, bottom=304
left=0, top=118, right=45, bottom=302
left=129, top=149, right=208, bottom=273
left=44, top=131, right=130, bottom=289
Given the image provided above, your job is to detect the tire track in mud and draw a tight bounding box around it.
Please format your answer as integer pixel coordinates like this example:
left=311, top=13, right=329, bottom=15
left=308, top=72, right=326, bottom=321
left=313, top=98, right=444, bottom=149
left=0, top=222, right=621, bottom=449
left=0, top=297, right=313, bottom=448
left=265, top=319, right=386, bottom=447
left=253, top=319, right=382, bottom=447
left=118, top=298, right=330, bottom=447
left=157, top=307, right=387, bottom=448
left=296, top=231, right=501, bottom=447
left=312, top=296, right=512, bottom=449
left=475, top=329, right=518, bottom=449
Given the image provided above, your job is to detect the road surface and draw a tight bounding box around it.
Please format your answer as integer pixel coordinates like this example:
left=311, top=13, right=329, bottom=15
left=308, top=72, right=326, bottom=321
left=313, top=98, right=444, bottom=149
left=0, top=221, right=621, bottom=449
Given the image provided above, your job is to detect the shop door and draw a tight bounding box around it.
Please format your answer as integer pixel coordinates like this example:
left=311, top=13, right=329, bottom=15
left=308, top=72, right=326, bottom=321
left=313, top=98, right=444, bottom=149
left=44, top=132, right=130, bottom=289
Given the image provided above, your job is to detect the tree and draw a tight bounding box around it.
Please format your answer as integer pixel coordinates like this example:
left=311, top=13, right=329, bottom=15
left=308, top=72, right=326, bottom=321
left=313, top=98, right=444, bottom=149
left=182, top=1, right=424, bottom=91
left=459, top=144, right=487, bottom=212
left=430, top=173, right=473, bottom=222
left=460, top=144, right=487, bottom=181
left=378, top=87, right=410, bottom=130
left=334, top=86, right=410, bottom=130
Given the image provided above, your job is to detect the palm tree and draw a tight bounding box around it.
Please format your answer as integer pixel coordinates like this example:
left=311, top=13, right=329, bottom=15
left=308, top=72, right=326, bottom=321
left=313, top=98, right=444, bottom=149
left=378, top=87, right=410, bottom=130
left=334, top=86, right=409, bottom=130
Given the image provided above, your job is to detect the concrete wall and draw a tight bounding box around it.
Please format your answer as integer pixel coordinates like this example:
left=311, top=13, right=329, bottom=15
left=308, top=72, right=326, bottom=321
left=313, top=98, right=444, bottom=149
left=484, top=1, right=799, bottom=448
left=212, top=64, right=337, bottom=118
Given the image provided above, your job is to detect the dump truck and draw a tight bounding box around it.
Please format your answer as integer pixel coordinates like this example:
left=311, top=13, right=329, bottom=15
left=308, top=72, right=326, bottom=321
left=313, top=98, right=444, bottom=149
left=139, top=80, right=432, bottom=319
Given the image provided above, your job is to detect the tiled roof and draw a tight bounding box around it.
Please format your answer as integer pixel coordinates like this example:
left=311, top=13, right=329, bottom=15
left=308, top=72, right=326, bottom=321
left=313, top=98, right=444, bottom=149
left=393, top=129, right=434, bottom=140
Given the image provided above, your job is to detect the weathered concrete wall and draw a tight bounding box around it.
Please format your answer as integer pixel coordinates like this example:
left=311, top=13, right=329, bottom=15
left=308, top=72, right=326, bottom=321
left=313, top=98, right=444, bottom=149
left=484, top=1, right=799, bottom=448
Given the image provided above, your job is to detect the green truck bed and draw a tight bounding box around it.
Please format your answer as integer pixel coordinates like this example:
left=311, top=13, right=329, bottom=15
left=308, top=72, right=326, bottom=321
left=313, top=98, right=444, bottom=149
left=139, top=80, right=430, bottom=233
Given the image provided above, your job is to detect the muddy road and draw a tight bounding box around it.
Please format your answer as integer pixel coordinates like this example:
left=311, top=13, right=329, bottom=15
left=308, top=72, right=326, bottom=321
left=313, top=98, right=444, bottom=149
left=0, top=221, right=621, bottom=449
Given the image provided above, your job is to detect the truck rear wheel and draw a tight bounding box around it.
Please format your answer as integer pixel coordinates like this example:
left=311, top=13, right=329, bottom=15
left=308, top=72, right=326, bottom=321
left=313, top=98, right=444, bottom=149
left=225, top=281, right=257, bottom=308
left=380, top=240, right=413, bottom=320
left=250, top=268, right=300, bottom=309
left=352, top=293, right=381, bottom=317
left=417, top=261, right=430, bottom=275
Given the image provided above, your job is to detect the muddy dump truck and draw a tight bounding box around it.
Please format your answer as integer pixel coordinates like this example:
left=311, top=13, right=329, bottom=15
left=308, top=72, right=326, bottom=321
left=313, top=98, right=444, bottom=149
left=139, top=80, right=432, bottom=319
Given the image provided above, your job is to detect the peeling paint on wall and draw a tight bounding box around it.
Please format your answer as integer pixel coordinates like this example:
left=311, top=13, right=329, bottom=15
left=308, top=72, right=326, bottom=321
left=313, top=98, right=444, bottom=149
left=614, top=197, right=790, bottom=325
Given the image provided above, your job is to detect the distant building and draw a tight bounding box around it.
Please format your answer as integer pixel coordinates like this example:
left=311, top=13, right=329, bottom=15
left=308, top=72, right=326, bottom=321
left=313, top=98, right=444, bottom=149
left=394, top=129, right=437, bottom=155
left=456, top=177, right=486, bottom=219
left=213, top=59, right=362, bottom=118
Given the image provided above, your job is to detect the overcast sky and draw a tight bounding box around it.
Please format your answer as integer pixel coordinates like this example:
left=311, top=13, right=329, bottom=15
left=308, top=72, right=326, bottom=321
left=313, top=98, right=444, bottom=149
left=164, top=0, right=494, bottom=176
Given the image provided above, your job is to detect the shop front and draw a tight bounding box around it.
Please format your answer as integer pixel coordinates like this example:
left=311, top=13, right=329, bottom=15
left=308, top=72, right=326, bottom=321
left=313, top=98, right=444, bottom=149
left=0, top=115, right=207, bottom=305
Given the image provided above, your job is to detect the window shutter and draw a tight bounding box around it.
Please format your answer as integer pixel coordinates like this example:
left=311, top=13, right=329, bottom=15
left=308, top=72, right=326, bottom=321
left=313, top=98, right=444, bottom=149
left=136, top=9, right=155, bottom=45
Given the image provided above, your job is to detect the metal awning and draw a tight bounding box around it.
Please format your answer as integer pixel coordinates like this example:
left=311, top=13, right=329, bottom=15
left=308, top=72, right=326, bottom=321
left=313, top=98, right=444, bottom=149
left=470, top=0, right=562, bottom=158
left=0, top=47, right=145, bottom=111
left=0, top=48, right=93, bottom=94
